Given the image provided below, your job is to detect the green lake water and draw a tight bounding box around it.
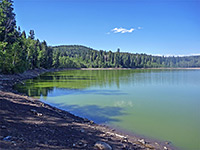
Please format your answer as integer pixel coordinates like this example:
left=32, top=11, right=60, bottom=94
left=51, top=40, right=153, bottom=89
left=14, top=69, right=200, bottom=150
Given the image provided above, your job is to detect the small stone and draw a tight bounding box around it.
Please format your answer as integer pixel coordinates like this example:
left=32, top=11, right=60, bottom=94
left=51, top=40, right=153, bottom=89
left=123, top=138, right=128, bottom=142
left=165, top=141, right=171, bottom=145
left=94, top=141, right=112, bottom=150
left=73, top=143, right=76, bottom=147
left=37, top=113, right=43, bottom=116
left=90, top=120, right=94, bottom=124
left=11, top=141, right=16, bottom=145
left=138, top=139, right=146, bottom=145
left=30, top=109, right=42, bottom=116
left=164, top=146, right=168, bottom=150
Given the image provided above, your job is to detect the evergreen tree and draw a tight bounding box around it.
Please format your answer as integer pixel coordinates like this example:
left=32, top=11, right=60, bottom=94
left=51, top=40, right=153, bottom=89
left=29, top=30, right=35, bottom=40
left=0, top=0, right=16, bottom=43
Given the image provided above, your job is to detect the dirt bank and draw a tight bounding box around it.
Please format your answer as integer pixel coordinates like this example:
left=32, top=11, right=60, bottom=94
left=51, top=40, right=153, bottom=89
left=0, top=68, right=175, bottom=150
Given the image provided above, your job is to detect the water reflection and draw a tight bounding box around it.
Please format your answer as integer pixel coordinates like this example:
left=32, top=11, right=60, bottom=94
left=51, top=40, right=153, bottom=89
left=15, top=69, right=200, bottom=97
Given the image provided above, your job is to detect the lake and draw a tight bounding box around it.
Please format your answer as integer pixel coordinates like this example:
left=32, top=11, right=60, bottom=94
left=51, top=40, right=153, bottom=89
left=14, top=69, right=200, bottom=150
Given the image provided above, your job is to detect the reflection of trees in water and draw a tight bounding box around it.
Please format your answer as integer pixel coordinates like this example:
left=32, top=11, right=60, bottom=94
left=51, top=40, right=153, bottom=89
left=16, top=86, right=54, bottom=97
left=15, top=69, right=199, bottom=97
left=15, top=70, right=135, bottom=97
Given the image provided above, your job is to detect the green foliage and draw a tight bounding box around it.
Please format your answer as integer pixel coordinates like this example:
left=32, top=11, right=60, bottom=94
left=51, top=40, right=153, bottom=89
left=52, top=45, right=200, bottom=69
left=0, top=0, right=54, bottom=73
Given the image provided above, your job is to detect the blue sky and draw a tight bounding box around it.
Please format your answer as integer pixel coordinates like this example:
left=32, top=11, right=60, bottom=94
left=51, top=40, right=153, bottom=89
left=14, top=0, right=200, bottom=56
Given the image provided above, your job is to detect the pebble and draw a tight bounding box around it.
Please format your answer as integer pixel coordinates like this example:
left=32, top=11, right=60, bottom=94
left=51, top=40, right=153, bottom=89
left=164, top=146, right=168, bottom=150
left=37, top=113, right=43, bottom=116
left=11, top=141, right=16, bottom=146
left=165, top=141, right=171, bottom=145
left=155, top=142, right=159, bottom=145
left=30, top=109, right=42, bottom=116
left=94, top=141, right=112, bottom=150
left=138, top=139, right=146, bottom=145
left=90, top=120, right=94, bottom=124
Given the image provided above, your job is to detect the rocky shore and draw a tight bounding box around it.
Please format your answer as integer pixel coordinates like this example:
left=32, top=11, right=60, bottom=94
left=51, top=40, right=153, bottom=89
left=0, top=68, right=175, bottom=150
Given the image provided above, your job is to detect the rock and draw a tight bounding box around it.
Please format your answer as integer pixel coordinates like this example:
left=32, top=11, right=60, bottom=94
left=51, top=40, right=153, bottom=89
left=90, top=120, right=94, bottom=124
left=11, top=141, right=16, bottom=146
left=30, top=109, right=42, bottom=116
left=37, top=113, right=43, bottom=116
left=123, top=138, right=128, bottom=143
left=138, top=139, right=146, bottom=145
left=165, top=141, right=171, bottom=145
left=164, top=146, right=168, bottom=150
left=94, top=141, right=112, bottom=150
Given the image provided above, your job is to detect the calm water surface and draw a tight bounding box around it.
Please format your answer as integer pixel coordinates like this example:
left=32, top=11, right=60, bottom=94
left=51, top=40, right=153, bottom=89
left=15, top=69, right=200, bottom=150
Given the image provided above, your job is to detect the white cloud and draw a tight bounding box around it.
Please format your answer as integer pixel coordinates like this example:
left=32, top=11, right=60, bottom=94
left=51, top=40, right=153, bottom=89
left=138, top=27, right=142, bottom=29
left=112, top=27, right=135, bottom=34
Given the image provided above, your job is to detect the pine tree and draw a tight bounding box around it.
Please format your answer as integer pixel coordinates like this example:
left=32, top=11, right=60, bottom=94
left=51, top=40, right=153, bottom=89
left=0, top=0, right=16, bottom=43
left=0, top=0, right=17, bottom=73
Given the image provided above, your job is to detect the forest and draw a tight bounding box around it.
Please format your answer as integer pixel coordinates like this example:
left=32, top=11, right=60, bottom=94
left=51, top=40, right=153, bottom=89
left=53, top=45, right=200, bottom=69
left=0, top=0, right=200, bottom=74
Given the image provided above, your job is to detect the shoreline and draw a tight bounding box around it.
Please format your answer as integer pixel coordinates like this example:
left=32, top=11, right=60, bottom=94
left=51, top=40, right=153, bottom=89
left=0, top=68, right=180, bottom=149
left=81, top=67, right=200, bottom=70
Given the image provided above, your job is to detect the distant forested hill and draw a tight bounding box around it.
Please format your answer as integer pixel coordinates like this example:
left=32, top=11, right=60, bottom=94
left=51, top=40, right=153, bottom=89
left=52, top=45, right=200, bottom=69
